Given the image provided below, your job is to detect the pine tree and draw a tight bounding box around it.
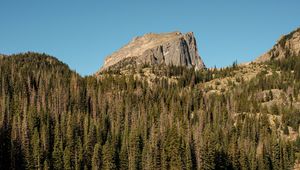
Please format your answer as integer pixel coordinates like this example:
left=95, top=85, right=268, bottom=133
left=63, top=146, right=72, bottom=170
left=163, top=126, right=183, bottom=169
left=102, top=140, right=117, bottom=170
left=271, top=138, right=280, bottom=170
left=129, top=131, right=143, bottom=170
left=75, top=138, right=83, bottom=170
left=199, top=129, right=216, bottom=170
left=92, top=143, right=102, bottom=170
left=119, top=144, right=129, bottom=170
left=43, top=159, right=50, bottom=170
left=32, top=128, right=41, bottom=169
left=22, top=113, right=34, bottom=169
left=52, top=139, right=64, bottom=170
left=239, top=145, right=250, bottom=170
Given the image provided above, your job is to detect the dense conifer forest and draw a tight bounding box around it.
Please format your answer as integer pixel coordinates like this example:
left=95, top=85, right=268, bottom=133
left=1, top=52, right=300, bottom=169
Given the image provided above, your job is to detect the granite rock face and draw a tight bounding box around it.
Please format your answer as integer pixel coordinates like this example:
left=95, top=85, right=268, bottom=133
left=99, top=31, right=205, bottom=72
left=255, top=28, right=300, bottom=63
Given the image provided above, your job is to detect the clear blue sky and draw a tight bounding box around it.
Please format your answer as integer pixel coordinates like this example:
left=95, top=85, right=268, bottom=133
left=1, top=0, right=300, bottom=75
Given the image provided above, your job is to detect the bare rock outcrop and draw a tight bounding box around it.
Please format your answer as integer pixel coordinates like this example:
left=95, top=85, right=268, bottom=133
left=0, top=54, right=6, bottom=59
left=99, top=31, right=205, bottom=72
left=255, top=28, right=300, bottom=63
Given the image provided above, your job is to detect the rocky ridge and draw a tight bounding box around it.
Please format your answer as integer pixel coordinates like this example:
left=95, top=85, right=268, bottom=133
left=255, top=28, right=300, bottom=63
left=98, top=31, right=205, bottom=72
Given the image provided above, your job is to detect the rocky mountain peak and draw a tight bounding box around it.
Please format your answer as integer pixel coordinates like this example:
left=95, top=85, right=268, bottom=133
left=255, top=27, right=300, bottom=62
left=98, top=31, right=205, bottom=72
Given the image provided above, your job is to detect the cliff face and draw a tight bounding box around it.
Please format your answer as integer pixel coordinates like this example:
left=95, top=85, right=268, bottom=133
left=99, top=31, right=205, bottom=72
left=255, top=28, right=300, bottom=63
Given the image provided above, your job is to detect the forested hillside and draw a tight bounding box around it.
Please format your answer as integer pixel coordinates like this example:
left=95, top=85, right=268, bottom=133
left=1, top=52, right=300, bottom=169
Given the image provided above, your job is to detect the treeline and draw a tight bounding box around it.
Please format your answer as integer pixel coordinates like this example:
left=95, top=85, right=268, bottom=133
left=0, top=52, right=299, bottom=169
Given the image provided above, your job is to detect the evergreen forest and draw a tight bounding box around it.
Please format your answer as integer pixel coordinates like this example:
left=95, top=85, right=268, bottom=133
left=1, top=52, right=300, bottom=170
